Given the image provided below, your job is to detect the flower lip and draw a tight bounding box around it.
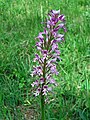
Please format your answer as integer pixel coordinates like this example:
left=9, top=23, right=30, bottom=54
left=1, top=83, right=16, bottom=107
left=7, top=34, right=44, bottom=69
left=34, top=88, right=41, bottom=96
left=40, top=78, right=44, bottom=84
left=43, top=85, right=48, bottom=89
left=52, top=43, right=58, bottom=51
left=37, top=32, right=44, bottom=39
left=34, top=54, right=40, bottom=62
left=42, top=50, right=48, bottom=54
left=58, top=14, right=65, bottom=21
left=31, top=80, right=39, bottom=87
left=53, top=23, right=64, bottom=32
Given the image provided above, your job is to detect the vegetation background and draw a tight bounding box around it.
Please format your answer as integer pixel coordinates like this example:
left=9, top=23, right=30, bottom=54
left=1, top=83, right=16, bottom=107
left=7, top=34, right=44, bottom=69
left=0, top=0, right=90, bottom=119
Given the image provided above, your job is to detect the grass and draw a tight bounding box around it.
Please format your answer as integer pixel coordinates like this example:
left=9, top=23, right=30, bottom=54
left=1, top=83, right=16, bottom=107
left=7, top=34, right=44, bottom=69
left=0, top=0, right=90, bottom=119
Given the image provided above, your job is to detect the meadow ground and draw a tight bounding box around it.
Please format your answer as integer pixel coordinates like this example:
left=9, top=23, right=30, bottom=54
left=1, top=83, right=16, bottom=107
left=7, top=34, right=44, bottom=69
left=0, top=0, right=90, bottom=120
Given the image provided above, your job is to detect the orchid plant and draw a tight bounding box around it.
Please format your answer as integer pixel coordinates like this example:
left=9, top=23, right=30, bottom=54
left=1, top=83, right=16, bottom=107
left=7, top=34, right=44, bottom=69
left=31, top=10, right=66, bottom=120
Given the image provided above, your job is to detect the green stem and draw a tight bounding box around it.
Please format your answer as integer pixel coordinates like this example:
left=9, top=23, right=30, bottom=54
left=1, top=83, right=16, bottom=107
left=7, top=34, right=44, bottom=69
left=41, top=93, right=45, bottom=120
left=41, top=58, right=46, bottom=120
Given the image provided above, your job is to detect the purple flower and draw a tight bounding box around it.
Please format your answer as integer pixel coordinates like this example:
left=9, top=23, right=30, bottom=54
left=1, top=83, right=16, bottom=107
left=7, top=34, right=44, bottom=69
left=34, top=54, right=40, bottom=62
left=34, top=88, right=41, bottom=96
left=52, top=43, right=58, bottom=51
left=53, top=53, right=61, bottom=61
left=31, top=10, right=66, bottom=97
left=53, top=23, right=64, bottom=32
left=51, top=58, right=57, bottom=63
left=55, top=49, right=60, bottom=55
left=31, top=66, right=43, bottom=76
left=42, top=85, right=48, bottom=95
left=49, top=78, right=57, bottom=86
left=51, top=17, right=58, bottom=24
left=50, top=10, right=60, bottom=17
left=42, top=85, right=52, bottom=95
left=36, top=41, right=42, bottom=50
left=50, top=65, right=58, bottom=75
left=46, top=74, right=51, bottom=80
left=58, top=14, right=65, bottom=21
left=31, top=80, right=39, bottom=87
left=40, top=78, right=44, bottom=84
left=37, top=32, right=44, bottom=41
left=41, top=50, right=48, bottom=60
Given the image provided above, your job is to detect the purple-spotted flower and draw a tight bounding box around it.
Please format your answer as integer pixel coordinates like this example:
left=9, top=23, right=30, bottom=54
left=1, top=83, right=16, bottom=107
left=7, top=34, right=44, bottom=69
left=31, top=10, right=66, bottom=97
